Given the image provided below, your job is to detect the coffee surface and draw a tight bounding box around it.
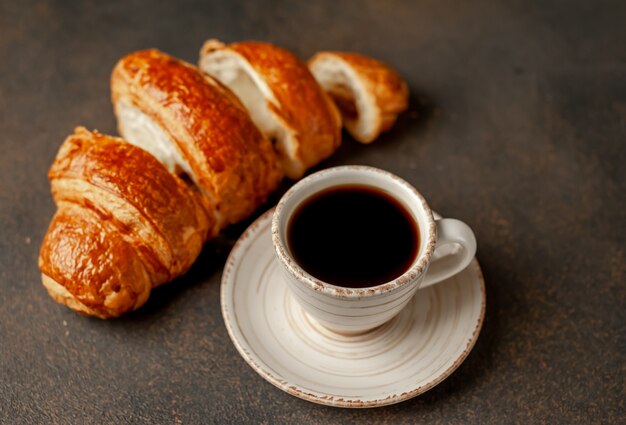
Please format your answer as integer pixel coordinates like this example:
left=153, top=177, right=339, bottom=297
left=287, top=185, right=419, bottom=288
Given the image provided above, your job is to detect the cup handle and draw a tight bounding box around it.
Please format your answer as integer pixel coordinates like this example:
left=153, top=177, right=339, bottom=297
left=420, top=218, right=477, bottom=288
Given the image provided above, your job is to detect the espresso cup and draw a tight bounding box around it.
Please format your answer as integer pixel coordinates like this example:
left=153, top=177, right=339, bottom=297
left=271, top=166, right=477, bottom=334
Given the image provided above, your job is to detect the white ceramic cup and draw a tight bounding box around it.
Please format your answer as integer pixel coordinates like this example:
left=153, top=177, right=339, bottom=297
left=272, top=166, right=477, bottom=335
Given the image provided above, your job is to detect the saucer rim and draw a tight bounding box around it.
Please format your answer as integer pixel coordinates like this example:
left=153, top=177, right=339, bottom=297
left=220, top=208, right=486, bottom=408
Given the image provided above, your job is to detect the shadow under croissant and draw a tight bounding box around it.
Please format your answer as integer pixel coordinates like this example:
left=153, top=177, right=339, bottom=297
left=113, top=240, right=227, bottom=321
left=384, top=91, right=437, bottom=142
left=319, top=90, right=436, bottom=169
left=112, top=182, right=291, bottom=322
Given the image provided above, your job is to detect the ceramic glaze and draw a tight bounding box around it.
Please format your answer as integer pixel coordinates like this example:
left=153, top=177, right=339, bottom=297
left=272, top=166, right=477, bottom=334
left=221, top=209, right=486, bottom=407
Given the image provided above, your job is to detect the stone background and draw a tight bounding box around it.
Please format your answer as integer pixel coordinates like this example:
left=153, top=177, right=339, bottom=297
left=1, top=0, right=624, bottom=422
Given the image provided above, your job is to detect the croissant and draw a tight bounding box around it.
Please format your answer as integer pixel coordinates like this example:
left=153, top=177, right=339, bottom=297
left=39, top=42, right=409, bottom=318
left=198, top=40, right=342, bottom=179
left=38, top=128, right=213, bottom=318
left=308, top=51, right=409, bottom=143
left=111, top=49, right=283, bottom=228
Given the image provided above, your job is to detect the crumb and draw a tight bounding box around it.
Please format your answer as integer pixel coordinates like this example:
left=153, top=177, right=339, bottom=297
left=25, top=237, right=31, bottom=244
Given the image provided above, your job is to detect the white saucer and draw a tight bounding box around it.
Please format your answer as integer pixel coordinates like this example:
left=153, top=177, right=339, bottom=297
left=221, top=208, right=486, bottom=408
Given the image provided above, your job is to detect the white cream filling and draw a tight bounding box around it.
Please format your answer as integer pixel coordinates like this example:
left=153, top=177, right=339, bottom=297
left=116, top=101, right=195, bottom=178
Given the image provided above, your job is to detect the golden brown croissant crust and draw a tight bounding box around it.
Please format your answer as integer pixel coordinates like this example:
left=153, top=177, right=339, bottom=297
left=111, top=49, right=283, bottom=227
left=200, top=40, right=342, bottom=179
left=308, top=51, right=409, bottom=143
left=39, top=128, right=212, bottom=318
left=40, top=203, right=152, bottom=319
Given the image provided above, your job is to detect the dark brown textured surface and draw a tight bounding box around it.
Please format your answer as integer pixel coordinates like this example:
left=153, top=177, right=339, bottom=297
left=1, top=0, right=624, bottom=423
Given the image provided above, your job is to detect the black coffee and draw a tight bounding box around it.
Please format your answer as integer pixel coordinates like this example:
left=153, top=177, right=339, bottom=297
left=287, top=185, right=419, bottom=288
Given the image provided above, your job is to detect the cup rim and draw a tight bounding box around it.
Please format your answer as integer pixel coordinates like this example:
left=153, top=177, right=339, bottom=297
left=271, top=165, right=437, bottom=299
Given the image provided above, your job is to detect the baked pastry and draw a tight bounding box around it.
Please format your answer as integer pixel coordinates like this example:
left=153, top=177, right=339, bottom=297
left=198, top=40, right=341, bottom=179
left=111, top=49, right=283, bottom=228
left=308, top=51, right=409, bottom=143
left=39, top=44, right=410, bottom=319
left=39, top=128, right=212, bottom=318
